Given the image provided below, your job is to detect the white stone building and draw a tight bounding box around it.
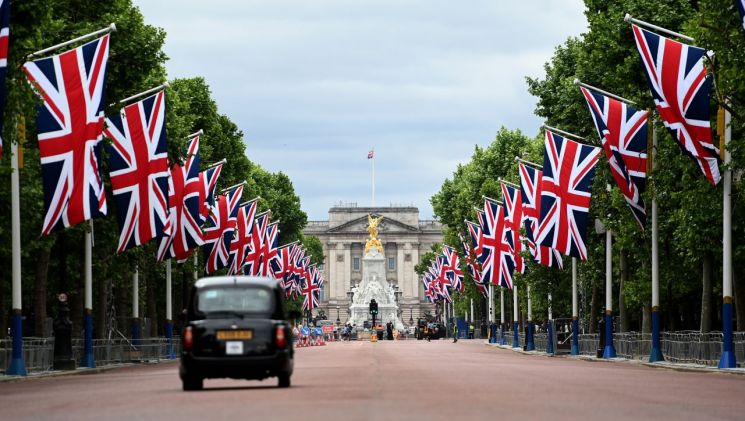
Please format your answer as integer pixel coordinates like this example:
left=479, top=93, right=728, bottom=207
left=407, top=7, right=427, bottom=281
left=303, top=204, right=444, bottom=326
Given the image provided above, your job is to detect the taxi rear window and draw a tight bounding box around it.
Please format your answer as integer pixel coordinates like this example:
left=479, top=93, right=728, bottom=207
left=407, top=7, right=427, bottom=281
left=196, top=286, right=274, bottom=315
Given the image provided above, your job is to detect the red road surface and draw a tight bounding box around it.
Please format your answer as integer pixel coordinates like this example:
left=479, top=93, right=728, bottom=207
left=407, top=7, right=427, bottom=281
left=1, top=340, right=744, bottom=420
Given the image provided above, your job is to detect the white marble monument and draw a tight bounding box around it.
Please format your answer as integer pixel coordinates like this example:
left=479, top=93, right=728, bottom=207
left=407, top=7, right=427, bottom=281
left=347, top=215, right=404, bottom=329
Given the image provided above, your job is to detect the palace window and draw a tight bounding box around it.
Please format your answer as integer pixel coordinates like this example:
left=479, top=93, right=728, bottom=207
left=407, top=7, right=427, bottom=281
left=352, top=257, right=361, bottom=271
left=387, top=257, right=395, bottom=271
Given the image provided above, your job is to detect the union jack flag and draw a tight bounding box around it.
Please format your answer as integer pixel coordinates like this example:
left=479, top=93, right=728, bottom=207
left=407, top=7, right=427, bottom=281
left=442, top=245, right=464, bottom=294
left=481, top=198, right=515, bottom=289
left=459, top=231, right=486, bottom=296
left=271, top=241, right=298, bottom=295
left=226, top=199, right=258, bottom=275
left=287, top=245, right=306, bottom=298
left=435, top=256, right=454, bottom=303
left=0, top=0, right=9, bottom=159
left=23, top=35, right=110, bottom=235
left=202, top=185, right=243, bottom=274
left=297, top=255, right=312, bottom=298
left=580, top=86, right=648, bottom=228
left=243, top=211, right=269, bottom=275
left=105, top=91, right=169, bottom=253
left=256, top=221, right=279, bottom=277
left=736, top=0, right=745, bottom=31
left=301, top=264, right=320, bottom=312
left=156, top=136, right=201, bottom=262
left=518, top=163, right=563, bottom=269
left=501, top=182, right=525, bottom=274
left=536, top=130, right=601, bottom=261
left=631, top=24, right=719, bottom=185
left=196, top=163, right=223, bottom=226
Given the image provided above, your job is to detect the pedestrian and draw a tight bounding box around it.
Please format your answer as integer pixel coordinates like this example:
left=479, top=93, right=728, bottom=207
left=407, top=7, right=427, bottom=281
left=453, top=323, right=458, bottom=343
left=468, top=323, right=475, bottom=339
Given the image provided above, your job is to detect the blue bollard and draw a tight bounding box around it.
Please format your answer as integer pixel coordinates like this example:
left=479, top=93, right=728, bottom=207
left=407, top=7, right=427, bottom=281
left=718, top=299, right=736, bottom=368
left=165, top=320, right=176, bottom=359
left=546, top=320, right=554, bottom=355
left=571, top=317, right=579, bottom=356
left=489, top=323, right=497, bottom=344
left=602, top=312, right=616, bottom=359
left=648, top=308, right=664, bottom=362
left=131, top=318, right=141, bottom=349
left=7, top=311, right=27, bottom=376
left=499, top=323, right=506, bottom=345
left=512, top=321, right=519, bottom=348
left=526, top=321, right=535, bottom=351
left=80, top=311, right=96, bottom=368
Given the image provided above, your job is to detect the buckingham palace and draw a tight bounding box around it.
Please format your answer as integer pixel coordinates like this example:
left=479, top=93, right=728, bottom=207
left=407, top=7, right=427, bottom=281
left=303, top=204, right=444, bottom=326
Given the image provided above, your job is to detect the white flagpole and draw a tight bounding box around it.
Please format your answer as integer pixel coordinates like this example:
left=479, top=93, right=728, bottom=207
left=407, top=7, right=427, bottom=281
left=512, top=284, right=519, bottom=348
left=500, top=287, right=505, bottom=345
left=27, top=23, right=117, bottom=58
left=603, top=229, right=616, bottom=358
left=571, top=257, right=579, bottom=355
left=470, top=298, right=474, bottom=324
left=371, top=148, right=376, bottom=207
left=81, top=220, right=95, bottom=367
left=8, top=138, right=27, bottom=375
left=719, top=106, right=735, bottom=368
left=650, top=120, right=664, bottom=362
left=526, top=283, right=535, bottom=351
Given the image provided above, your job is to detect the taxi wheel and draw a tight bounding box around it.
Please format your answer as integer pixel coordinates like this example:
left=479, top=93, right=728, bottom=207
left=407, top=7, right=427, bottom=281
left=278, top=373, right=291, bottom=388
left=182, top=375, right=203, bottom=391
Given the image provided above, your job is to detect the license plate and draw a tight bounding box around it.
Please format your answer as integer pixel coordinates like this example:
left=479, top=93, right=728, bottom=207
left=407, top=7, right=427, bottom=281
left=226, top=341, right=243, bottom=355
left=217, top=330, right=252, bottom=340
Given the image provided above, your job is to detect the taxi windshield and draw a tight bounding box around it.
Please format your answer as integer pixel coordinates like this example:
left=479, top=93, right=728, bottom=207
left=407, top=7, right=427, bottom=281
left=196, top=286, right=274, bottom=316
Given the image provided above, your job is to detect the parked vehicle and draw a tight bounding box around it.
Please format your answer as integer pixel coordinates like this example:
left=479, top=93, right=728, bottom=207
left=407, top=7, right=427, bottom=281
left=179, top=276, right=300, bottom=391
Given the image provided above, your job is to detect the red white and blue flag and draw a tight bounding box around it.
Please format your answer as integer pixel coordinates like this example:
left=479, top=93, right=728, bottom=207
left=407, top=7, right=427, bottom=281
left=735, top=1, right=745, bottom=31
left=500, top=182, right=525, bottom=274
left=459, top=231, right=487, bottom=297
left=105, top=91, right=169, bottom=253
left=271, top=241, right=299, bottom=295
left=256, top=221, right=280, bottom=277
left=196, top=163, right=223, bottom=226
left=367, top=149, right=374, bottom=159
left=156, top=136, right=201, bottom=262
left=536, top=130, right=601, bottom=261
left=0, top=0, right=9, bottom=159
left=442, top=245, right=464, bottom=294
left=481, top=198, right=515, bottom=289
left=243, top=211, right=269, bottom=275
left=202, top=185, right=243, bottom=274
left=301, top=264, right=320, bottom=312
left=23, top=35, right=110, bottom=235
left=227, top=199, right=258, bottom=275
left=518, top=163, right=563, bottom=269
left=631, top=24, right=719, bottom=185
left=580, top=86, right=648, bottom=228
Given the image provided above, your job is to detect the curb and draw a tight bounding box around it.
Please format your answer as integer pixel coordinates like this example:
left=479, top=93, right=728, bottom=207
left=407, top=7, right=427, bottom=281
left=0, top=359, right=178, bottom=383
left=483, top=342, right=745, bottom=375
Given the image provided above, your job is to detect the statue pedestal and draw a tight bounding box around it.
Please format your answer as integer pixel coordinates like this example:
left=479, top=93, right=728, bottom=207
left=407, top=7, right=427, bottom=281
left=348, top=248, right=404, bottom=330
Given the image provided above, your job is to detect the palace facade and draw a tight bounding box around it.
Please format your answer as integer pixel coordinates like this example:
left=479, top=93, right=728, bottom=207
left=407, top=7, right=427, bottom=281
left=303, top=205, right=444, bottom=326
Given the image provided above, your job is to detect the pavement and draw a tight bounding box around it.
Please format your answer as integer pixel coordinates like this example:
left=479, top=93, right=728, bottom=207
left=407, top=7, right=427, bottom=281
left=1, top=339, right=744, bottom=420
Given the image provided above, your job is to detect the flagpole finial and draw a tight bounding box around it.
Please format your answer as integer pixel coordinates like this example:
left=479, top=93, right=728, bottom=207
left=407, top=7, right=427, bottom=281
left=109, top=23, right=118, bottom=32
left=163, top=81, right=171, bottom=88
left=573, top=78, right=580, bottom=85
left=624, top=13, right=632, bottom=23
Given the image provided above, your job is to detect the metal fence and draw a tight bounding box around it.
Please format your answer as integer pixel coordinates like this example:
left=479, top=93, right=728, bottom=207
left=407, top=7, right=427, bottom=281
left=0, top=337, right=180, bottom=374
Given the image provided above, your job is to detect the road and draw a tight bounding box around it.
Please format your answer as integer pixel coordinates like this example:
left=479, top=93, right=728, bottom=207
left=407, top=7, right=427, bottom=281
left=1, top=340, right=744, bottom=420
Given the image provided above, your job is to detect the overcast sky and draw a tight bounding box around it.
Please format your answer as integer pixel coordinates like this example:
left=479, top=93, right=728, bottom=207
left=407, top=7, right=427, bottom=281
left=132, top=0, right=588, bottom=220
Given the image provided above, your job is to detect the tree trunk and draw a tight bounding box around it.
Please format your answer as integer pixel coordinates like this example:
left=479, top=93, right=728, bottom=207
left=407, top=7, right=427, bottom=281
left=146, top=270, right=158, bottom=337
left=34, top=247, right=51, bottom=337
left=590, top=284, right=599, bottom=334
left=701, top=254, right=713, bottom=332
left=619, top=250, right=628, bottom=333
left=642, top=305, right=651, bottom=333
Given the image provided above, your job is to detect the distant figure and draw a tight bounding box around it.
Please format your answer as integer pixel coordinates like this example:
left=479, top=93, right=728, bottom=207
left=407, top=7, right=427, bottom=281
left=453, top=323, right=458, bottom=343
left=386, top=321, right=393, bottom=340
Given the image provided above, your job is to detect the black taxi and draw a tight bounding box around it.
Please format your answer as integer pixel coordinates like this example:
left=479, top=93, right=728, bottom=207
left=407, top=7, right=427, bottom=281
left=179, top=276, right=299, bottom=391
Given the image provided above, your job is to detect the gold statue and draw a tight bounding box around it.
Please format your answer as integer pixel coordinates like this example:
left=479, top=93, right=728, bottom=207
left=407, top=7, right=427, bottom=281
left=365, top=214, right=384, bottom=255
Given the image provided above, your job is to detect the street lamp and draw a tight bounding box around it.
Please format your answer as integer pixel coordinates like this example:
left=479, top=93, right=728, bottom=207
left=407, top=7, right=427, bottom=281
left=409, top=308, right=414, bottom=326
left=336, top=305, right=340, bottom=325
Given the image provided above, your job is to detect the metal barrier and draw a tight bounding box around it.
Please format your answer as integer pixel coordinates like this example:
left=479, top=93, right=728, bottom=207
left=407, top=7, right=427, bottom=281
left=1, top=337, right=181, bottom=374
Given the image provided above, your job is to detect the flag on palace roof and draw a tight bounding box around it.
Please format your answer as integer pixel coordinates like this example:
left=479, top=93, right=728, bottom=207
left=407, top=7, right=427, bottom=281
left=536, top=130, right=600, bottom=261
left=481, top=198, right=515, bottom=289
left=580, top=86, right=648, bottom=228
left=631, top=24, right=719, bottom=185
left=105, top=90, right=169, bottom=253
left=23, top=35, right=111, bottom=235
left=156, top=135, right=202, bottom=262
left=227, top=199, right=258, bottom=276
left=203, top=185, right=243, bottom=274
left=518, top=163, right=563, bottom=269
left=501, top=182, right=525, bottom=274
left=0, top=0, right=10, bottom=160
left=367, top=149, right=374, bottom=159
